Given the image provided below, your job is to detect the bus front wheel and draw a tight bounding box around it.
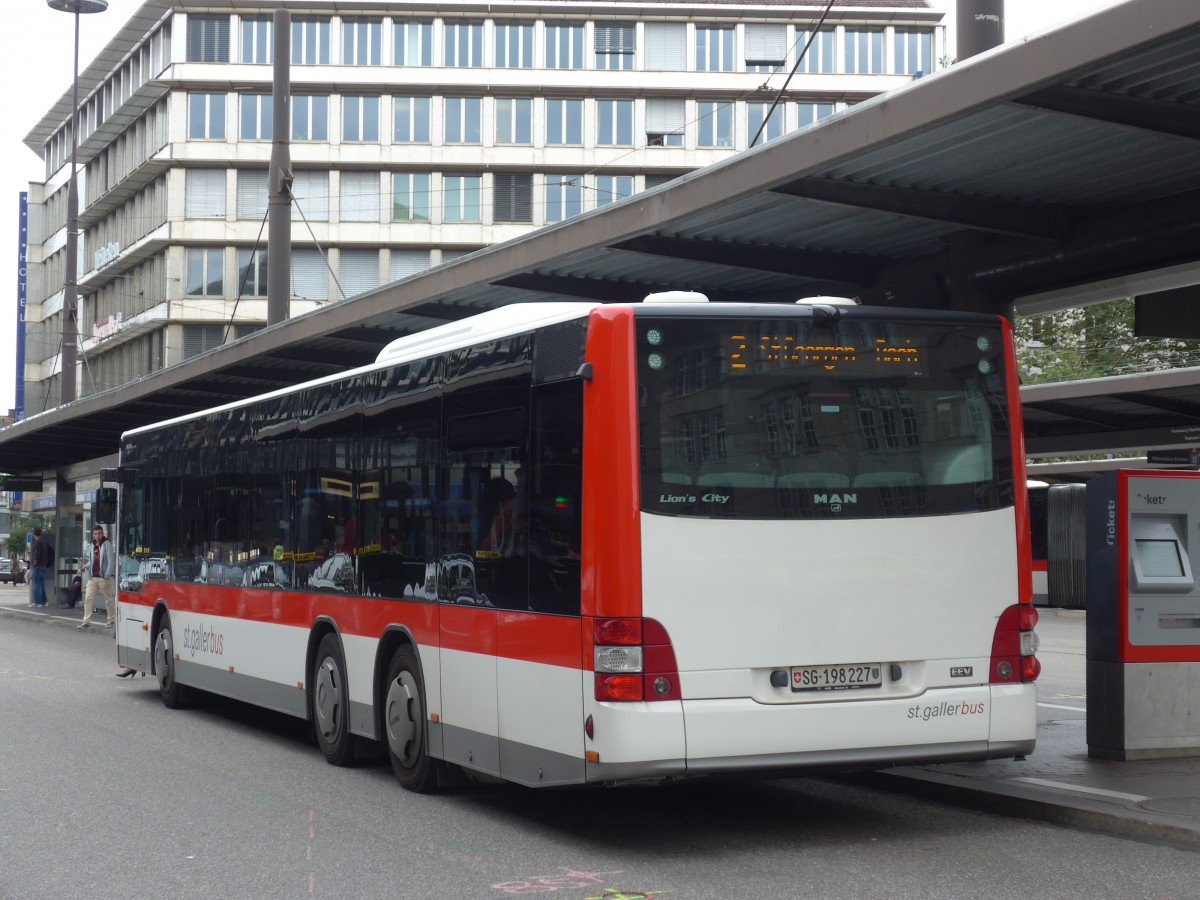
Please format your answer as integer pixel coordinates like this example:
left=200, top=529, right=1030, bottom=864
left=384, top=647, right=436, bottom=792
left=154, top=612, right=188, bottom=709
left=312, top=633, right=354, bottom=766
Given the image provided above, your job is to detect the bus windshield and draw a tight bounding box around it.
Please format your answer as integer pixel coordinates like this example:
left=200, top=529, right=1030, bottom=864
left=636, top=313, right=1014, bottom=519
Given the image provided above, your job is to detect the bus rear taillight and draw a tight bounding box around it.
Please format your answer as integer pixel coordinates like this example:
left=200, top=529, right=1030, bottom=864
left=990, top=604, right=1041, bottom=684
left=593, top=618, right=682, bottom=702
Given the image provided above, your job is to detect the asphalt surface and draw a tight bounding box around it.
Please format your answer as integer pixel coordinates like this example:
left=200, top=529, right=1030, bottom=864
left=3, top=581, right=1197, bottom=850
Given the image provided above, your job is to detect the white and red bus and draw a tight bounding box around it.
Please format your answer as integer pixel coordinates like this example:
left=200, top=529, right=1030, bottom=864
left=114, top=295, right=1039, bottom=791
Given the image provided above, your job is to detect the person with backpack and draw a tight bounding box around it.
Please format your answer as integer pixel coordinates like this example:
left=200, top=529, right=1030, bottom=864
left=27, top=528, right=50, bottom=608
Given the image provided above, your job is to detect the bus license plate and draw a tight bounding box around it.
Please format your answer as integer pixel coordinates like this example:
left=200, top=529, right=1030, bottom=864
left=791, top=663, right=882, bottom=692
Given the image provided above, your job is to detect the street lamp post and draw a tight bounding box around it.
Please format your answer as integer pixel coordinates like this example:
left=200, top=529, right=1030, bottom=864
left=47, top=0, right=108, bottom=406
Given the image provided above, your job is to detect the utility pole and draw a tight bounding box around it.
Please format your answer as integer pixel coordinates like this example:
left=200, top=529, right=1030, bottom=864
left=267, top=8, right=292, bottom=325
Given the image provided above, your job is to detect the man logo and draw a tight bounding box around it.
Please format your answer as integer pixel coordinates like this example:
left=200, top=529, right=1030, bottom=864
left=813, top=493, right=857, bottom=513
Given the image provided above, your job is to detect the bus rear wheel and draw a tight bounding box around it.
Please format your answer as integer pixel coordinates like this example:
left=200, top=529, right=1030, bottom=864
left=384, top=647, right=436, bottom=792
left=154, top=612, right=189, bottom=709
left=312, top=633, right=355, bottom=766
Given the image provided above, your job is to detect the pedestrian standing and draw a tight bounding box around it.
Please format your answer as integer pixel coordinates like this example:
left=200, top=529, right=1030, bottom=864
left=27, top=528, right=48, bottom=608
left=78, top=525, right=116, bottom=630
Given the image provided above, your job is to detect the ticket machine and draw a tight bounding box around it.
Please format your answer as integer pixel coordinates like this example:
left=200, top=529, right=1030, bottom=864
left=1086, top=469, right=1200, bottom=759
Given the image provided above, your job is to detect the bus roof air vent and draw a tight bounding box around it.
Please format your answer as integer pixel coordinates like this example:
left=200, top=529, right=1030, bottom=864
left=642, top=291, right=710, bottom=304
left=795, top=296, right=859, bottom=307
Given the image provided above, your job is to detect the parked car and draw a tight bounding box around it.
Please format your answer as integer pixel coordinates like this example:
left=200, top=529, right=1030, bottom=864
left=0, top=557, right=17, bottom=585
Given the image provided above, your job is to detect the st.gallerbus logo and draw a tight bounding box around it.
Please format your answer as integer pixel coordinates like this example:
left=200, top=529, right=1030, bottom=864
left=181, top=623, right=224, bottom=658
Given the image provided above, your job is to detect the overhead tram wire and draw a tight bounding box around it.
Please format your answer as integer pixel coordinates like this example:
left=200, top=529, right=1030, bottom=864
left=750, top=0, right=838, bottom=150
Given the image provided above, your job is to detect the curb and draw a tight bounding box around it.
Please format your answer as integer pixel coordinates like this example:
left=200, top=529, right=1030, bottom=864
left=855, top=769, right=1200, bottom=851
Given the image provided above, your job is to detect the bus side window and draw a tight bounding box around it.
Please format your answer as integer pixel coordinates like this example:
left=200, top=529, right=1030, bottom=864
left=527, top=381, right=583, bottom=616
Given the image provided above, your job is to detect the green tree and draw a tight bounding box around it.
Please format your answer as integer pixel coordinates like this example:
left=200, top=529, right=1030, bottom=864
left=5, top=514, right=53, bottom=558
left=1015, top=298, right=1200, bottom=384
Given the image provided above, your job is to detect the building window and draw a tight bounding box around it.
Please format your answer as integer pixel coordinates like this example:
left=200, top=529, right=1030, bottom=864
left=493, top=173, right=533, bottom=223
left=393, top=97, right=431, bottom=143
left=594, top=23, right=634, bottom=70
left=237, top=248, right=268, bottom=297
left=187, top=14, right=229, bottom=63
left=545, top=23, right=584, bottom=69
left=185, top=248, right=223, bottom=296
left=394, top=21, right=432, bottom=66
left=747, top=102, right=785, bottom=146
left=545, top=175, right=582, bottom=223
left=545, top=99, right=583, bottom=146
left=236, top=170, right=267, bottom=220
left=845, top=28, right=883, bottom=74
left=291, top=171, right=329, bottom=222
left=390, top=249, right=430, bottom=279
left=695, top=25, right=734, bottom=72
left=291, top=248, right=328, bottom=300
left=240, top=16, right=272, bottom=64
left=188, top=92, right=225, bottom=139
left=292, top=95, right=328, bottom=141
left=343, top=96, right=380, bottom=142
left=596, top=99, right=634, bottom=146
left=443, top=175, right=482, bottom=223
left=494, top=23, right=533, bottom=68
left=342, top=18, right=382, bottom=66
left=444, top=22, right=483, bottom=67
left=240, top=94, right=272, bottom=140
left=797, top=101, right=836, bottom=128
left=745, top=24, right=786, bottom=72
left=646, top=98, right=685, bottom=147
left=185, top=169, right=226, bottom=218
left=393, top=173, right=431, bottom=222
left=797, top=29, right=835, bottom=73
left=340, top=171, right=380, bottom=222
left=338, top=249, right=379, bottom=298
left=697, top=101, right=734, bottom=148
left=644, top=23, right=685, bottom=71
left=182, top=325, right=225, bottom=359
left=595, top=175, right=633, bottom=207
left=495, top=98, right=532, bottom=145
left=894, top=29, right=933, bottom=75
left=292, top=17, right=330, bottom=65
left=445, top=98, right=482, bottom=144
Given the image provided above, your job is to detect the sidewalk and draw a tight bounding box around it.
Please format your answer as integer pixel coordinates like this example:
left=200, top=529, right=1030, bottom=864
left=0, top=581, right=112, bottom=631
left=2, top=587, right=1198, bottom=848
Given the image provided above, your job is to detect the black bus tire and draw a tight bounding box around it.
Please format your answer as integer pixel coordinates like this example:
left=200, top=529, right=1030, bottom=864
left=154, top=611, right=189, bottom=709
left=384, top=646, right=437, bottom=793
left=312, top=633, right=355, bottom=766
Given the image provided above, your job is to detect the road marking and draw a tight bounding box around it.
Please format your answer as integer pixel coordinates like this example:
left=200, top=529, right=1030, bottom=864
left=1038, top=702, right=1085, bottom=712
left=1011, top=777, right=1150, bottom=803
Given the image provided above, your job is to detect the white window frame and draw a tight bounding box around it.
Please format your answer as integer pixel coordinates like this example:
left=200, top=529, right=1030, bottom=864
left=392, top=172, right=431, bottom=222
left=185, top=169, right=226, bottom=219
left=495, top=98, right=532, bottom=145
left=394, top=96, right=431, bottom=143
left=445, top=97, right=482, bottom=144
left=443, top=174, right=482, bottom=223
left=343, top=95, right=380, bottom=142
left=340, top=171, right=381, bottom=222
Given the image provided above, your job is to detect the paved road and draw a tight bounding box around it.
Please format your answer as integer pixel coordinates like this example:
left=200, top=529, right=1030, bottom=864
left=3, top=612, right=1200, bottom=900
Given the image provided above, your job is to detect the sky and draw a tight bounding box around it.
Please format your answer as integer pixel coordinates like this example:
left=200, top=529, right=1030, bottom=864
left=0, top=0, right=1130, bottom=417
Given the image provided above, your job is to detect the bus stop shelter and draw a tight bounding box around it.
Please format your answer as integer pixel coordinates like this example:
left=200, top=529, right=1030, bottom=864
left=3, top=0, right=1200, bottom=475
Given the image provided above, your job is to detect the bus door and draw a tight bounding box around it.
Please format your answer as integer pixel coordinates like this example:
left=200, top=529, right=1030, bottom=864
left=439, top=375, right=530, bottom=778
left=494, top=381, right=586, bottom=786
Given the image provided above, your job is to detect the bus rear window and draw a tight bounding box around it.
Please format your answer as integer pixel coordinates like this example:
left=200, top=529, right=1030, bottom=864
left=636, top=315, right=1014, bottom=519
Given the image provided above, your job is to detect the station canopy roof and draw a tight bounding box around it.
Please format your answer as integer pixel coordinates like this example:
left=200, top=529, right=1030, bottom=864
left=5, top=0, right=1200, bottom=474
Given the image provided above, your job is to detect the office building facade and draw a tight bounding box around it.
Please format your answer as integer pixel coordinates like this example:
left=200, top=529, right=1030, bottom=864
left=21, top=0, right=943, bottom=414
